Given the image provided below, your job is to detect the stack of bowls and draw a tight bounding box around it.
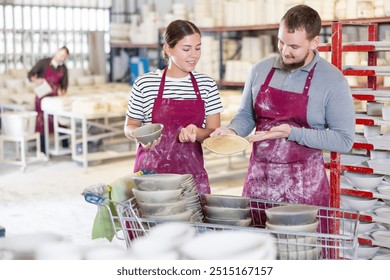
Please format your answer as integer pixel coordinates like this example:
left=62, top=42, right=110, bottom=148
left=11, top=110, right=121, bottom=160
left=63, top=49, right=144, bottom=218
left=265, top=204, right=320, bottom=260
left=344, top=171, right=384, bottom=191
left=377, top=185, right=390, bottom=206
left=132, top=174, right=192, bottom=222
left=132, top=173, right=204, bottom=223
left=179, top=174, right=204, bottom=223
left=203, top=194, right=252, bottom=227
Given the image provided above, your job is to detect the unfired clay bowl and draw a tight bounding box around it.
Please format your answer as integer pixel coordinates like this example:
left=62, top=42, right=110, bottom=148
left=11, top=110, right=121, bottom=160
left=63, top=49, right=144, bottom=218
left=132, top=123, right=163, bottom=145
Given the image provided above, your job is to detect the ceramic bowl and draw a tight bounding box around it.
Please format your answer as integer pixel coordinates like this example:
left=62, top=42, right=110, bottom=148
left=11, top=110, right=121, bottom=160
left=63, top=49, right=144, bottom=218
left=143, top=208, right=193, bottom=222
left=266, top=220, right=319, bottom=233
left=358, top=245, right=380, bottom=259
left=138, top=198, right=187, bottom=216
left=204, top=194, right=250, bottom=209
left=344, top=172, right=384, bottom=190
left=341, top=195, right=378, bottom=211
left=372, top=253, right=390, bottom=260
left=377, top=185, right=390, bottom=196
left=377, top=186, right=390, bottom=206
left=374, top=207, right=390, bottom=218
left=265, top=204, right=319, bottom=226
left=371, top=230, right=390, bottom=244
left=204, top=206, right=250, bottom=220
left=343, top=219, right=376, bottom=234
left=133, top=174, right=183, bottom=191
left=132, top=188, right=182, bottom=203
left=132, top=123, right=163, bottom=145
left=205, top=216, right=252, bottom=227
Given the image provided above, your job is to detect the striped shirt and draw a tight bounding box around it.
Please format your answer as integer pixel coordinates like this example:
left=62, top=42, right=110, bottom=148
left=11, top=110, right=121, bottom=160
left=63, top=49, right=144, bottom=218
left=126, top=69, right=223, bottom=127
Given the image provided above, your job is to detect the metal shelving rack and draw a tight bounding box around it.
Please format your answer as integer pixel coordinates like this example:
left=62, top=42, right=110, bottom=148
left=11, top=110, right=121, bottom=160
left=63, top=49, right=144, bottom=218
left=328, top=20, right=390, bottom=252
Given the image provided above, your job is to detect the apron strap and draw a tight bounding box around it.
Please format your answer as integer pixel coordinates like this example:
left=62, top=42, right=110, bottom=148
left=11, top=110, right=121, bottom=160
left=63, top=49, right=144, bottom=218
left=263, top=67, right=276, bottom=87
left=189, top=72, right=201, bottom=101
left=157, top=69, right=201, bottom=101
left=156, top=68, right=167, bottom=100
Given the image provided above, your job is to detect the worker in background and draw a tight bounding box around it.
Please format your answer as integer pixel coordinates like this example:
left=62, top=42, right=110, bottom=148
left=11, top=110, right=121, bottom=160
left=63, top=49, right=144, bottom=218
left=210, top=5, right=355, bottom=210
left=124, top=20, right=223, bottom=194
left=28, top=46, right=69, bottom=154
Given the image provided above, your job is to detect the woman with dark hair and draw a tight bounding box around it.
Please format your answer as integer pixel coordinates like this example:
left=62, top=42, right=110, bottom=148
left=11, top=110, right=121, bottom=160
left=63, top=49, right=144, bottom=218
left=28, top=46, right=70, bottom=153
left=124, top=20, right=223, bottom=194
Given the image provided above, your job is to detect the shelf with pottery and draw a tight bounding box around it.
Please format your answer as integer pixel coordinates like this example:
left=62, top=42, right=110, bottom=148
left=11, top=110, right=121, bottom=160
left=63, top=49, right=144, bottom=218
left=42, top=109, right=136, bottom=171
left=352, top=89, right=390, bottom=102
left=324, top=153, right=390, bottom=176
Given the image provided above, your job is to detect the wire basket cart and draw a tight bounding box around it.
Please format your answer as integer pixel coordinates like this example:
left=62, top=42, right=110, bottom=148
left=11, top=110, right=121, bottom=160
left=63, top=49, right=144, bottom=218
left=83, top=191, right=360, bottom=260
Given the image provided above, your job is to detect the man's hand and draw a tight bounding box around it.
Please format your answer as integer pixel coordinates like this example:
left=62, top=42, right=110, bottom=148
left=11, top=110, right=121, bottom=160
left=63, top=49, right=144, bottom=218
left=248, top=124, right=292, bottom=142
left=209, top=127, right=236, bottom=137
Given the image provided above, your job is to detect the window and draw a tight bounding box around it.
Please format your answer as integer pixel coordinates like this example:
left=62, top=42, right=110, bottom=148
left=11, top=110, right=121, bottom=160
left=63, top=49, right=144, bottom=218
left=0, top=3, right=110, bottom=73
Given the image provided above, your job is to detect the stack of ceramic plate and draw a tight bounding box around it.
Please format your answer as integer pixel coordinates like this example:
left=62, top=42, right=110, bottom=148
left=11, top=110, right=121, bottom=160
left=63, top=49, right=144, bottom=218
left=203, top=194, right=252, bottom=227
left=179, top=174, right=204, bottom=223
left=132, top=174, right=192, bottom=222
left=265, top=205, right=320, bottom=260
left=132, top=174, right=203, bottom=223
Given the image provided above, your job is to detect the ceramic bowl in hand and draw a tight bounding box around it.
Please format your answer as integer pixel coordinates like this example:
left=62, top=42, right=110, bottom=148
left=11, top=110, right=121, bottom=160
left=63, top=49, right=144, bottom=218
left=133, top=174, right=183, bottom=191
left=132, top=123, right=163, bottom=145
left=265, top=204, right=319, bottom=225
left=132, top=188, right=182, bottom=203
left=344, top=172, right=384, bottom=190
left=204, top=194, right=250, bottom=209
left=204, top=206, right=250, bottom=220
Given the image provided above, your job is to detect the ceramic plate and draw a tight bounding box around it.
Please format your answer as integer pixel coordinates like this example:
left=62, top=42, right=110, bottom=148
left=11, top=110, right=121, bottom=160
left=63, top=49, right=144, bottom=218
left=203, top=135, right=250, bottom=155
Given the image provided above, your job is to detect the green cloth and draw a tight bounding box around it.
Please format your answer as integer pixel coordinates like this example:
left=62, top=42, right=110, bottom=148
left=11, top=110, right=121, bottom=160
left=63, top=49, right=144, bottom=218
left=91, top=174, right=135, bottom=241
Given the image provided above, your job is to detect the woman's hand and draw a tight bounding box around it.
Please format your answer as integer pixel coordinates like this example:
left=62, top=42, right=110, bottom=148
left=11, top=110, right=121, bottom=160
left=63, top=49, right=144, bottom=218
left=209, top=127, right=236, bottom=137
left=179, top=124, right=197, bottom=142
left=248, top=124, right=292, bottom=142
left=140, top=136, right=162, bottom=150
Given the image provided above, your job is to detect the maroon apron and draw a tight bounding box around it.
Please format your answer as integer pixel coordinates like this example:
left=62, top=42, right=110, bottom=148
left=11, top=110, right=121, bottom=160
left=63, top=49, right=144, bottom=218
left=133, top=70, right=210, bottom=194
left=35, top=62, right=64, bottom=133
left=243, top=64, right=330, bottom=232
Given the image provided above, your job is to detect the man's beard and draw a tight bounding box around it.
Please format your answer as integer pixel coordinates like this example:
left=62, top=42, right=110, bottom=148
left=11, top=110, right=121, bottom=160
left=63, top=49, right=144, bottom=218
left=279, top=51, right=310, bottom=72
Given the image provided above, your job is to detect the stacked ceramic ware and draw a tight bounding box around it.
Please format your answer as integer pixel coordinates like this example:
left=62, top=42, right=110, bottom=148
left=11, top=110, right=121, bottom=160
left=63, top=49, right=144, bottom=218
left=265, top=204, right=320, bottom=260
left=203, top=194, right=252, bottom=227
left=132, top=174, right=203, bottom=223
